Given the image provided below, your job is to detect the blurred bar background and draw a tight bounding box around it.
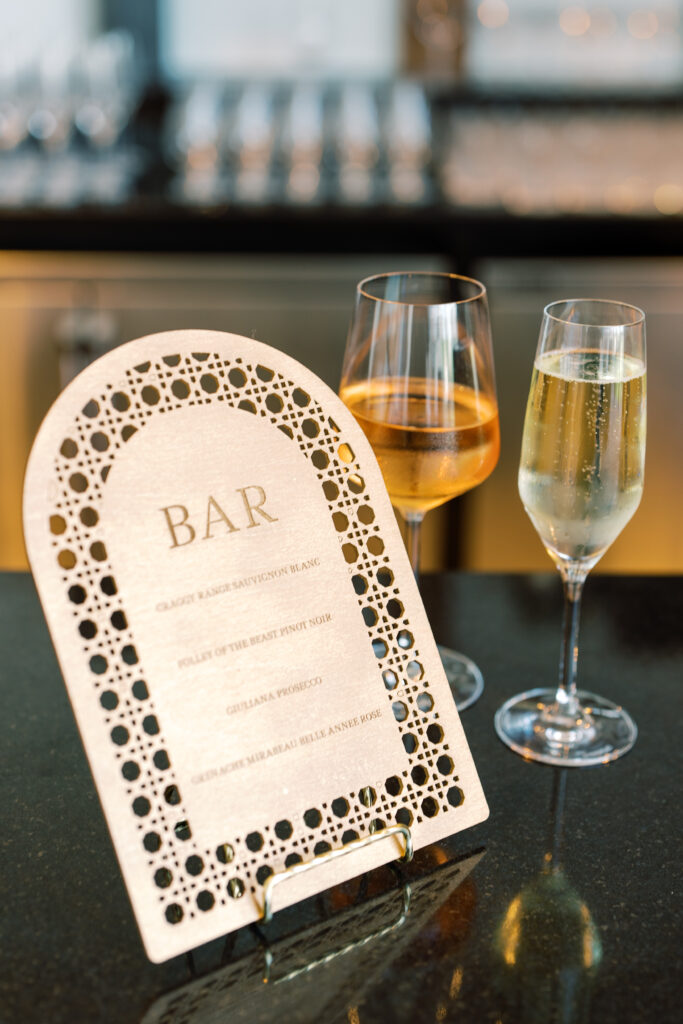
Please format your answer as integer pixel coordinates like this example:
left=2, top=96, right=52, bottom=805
left=1, top=0, right=681, bottom=573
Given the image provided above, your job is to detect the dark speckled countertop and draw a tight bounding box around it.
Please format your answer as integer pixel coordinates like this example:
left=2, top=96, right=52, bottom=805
left=2, top=572, right=681, bottom=1023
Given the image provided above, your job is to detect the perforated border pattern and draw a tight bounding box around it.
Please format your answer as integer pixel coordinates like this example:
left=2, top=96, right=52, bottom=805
left=47, top=350, right=465, bottom=931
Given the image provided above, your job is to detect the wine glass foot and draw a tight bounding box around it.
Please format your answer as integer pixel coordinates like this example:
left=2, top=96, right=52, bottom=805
left=494, top=687, right=637, bottom=767
left=437, top=645, right=484, bottom=712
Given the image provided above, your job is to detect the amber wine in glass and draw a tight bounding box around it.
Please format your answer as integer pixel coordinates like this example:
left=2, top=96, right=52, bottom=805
left=340, top=272, right=499, bottom=710
left=342, top=378, right=499, bottom=516
left=495, top=299, right=646, bottom=766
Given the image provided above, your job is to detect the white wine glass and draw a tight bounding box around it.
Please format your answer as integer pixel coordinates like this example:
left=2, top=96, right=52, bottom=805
left=340, top=272, right=499, bottom=710
left=495, top=298, right=646, bottom=765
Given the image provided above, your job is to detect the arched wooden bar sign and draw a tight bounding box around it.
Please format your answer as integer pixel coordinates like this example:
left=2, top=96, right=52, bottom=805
left=24, top=330, right=488, bottom=962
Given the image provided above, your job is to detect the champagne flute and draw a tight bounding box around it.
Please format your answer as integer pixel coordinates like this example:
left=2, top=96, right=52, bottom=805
left=340, top=272, right=499, bottom=710
left=495, top=299, right=646, bottom=765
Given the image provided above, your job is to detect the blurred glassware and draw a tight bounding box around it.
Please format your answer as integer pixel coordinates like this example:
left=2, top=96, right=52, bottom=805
left=281, top=83, right=325, bottom=166
left=0, top=42, right=34, bottom=207
left=281, top=83, right=325, bottom=203
left=27, top=44, right=74, bottom=153
left=385, top=82, right=431, bottom=167
left=441, top=107, right=683, bottom=218
left=74, top=31, right=139, bottom=150
left=165, top=80, right=226, bottom=204
left=75, top=31, right=142, bottom=205
left=0, top=46, right=30, bottom=153
left=232, top=83, right=276, bottom=203
left=335, top=83, right=380, bottom=204
left=384, top=82, right=431, bottom=203
left=0, top=29, right=142, bottom=209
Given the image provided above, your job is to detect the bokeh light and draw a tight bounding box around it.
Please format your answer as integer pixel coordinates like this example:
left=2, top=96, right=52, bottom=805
left=559, top=6, right=592, bottom=36
left=477, top=0, right=510, bottom=30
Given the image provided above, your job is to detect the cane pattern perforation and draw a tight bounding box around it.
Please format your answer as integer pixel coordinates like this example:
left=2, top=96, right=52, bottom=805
left=48, top=350, right=464, bottom=930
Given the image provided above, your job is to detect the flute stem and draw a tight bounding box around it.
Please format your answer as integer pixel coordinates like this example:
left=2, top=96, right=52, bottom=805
left=556, top=572, right=586, bottom=717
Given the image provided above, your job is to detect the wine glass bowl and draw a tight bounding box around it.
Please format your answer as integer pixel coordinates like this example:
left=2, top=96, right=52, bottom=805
left=495, top=298, right=646, bottom=766
left=340, top=272, right=499, bottom=710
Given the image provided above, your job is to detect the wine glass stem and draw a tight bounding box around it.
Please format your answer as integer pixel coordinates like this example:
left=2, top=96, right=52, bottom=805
left=403, top=513, right=424, bottom=586
left=556, top=574, right=586, bottom=717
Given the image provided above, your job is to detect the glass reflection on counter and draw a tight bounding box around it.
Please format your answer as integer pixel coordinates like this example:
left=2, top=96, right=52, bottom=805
left=357, top=844, right=479, bottom=1023
left=493, top=771, right=603, bottom=1024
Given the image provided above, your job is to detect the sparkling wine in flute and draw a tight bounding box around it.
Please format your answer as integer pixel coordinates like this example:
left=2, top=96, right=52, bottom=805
left=341, top=377, right=500, bottom=517
left=518, top=348, right=646, bottom=572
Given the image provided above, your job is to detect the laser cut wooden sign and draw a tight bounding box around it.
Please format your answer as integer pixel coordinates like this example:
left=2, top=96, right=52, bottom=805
left=23, top=330, right=488, bottom=963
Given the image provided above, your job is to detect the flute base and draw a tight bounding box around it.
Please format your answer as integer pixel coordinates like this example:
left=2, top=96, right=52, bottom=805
left=438, top=646, right=484, bottom=712
left=494, top=687, right=637, bottom=767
